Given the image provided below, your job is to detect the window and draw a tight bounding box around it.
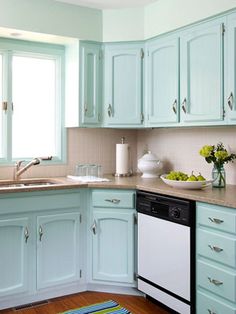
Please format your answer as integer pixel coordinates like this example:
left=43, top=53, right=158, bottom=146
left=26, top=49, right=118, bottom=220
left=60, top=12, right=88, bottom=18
left=0, top=38, right=65, bottom=164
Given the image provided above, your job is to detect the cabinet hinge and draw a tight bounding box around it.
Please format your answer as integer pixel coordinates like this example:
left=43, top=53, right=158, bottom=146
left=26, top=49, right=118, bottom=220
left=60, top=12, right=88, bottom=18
left=141, top=49, right=144, bottom=59
left=80, top=269, right=82, bottom=278
left=80, top=214, right=82, bottom=223
left=134, top=213, right=138, bottom=225
left=223, top=108, right=226, bottom=119
left=141, top=113, right=144, bottom=123
left=222, top=23, right=225, bottom=35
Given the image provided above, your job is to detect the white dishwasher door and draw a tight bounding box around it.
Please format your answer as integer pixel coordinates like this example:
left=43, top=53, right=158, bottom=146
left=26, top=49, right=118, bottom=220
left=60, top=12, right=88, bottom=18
left=138, top=212, right=190, bottom=301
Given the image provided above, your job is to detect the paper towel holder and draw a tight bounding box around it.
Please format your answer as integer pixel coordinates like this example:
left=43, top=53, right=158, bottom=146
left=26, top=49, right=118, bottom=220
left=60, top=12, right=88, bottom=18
left=114, top=137, right=133, bottom=177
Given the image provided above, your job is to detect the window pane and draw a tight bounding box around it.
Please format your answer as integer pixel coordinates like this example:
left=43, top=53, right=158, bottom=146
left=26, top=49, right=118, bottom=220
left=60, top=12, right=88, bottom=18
left=0, top=54, right=3, bottom=158
left=12, top=55, right=57, bottom=158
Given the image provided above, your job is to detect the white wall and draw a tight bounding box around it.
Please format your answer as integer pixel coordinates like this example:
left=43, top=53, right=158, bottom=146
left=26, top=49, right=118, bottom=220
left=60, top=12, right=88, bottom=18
left=137, top=127, right=236, bottom=185
left=102, top=7, right=144, bottom=42
left=102, top=0, right=236, bottom=42
left=0, top=0, right=103, bottom=41
left=145, top=0, right=236, bottom=39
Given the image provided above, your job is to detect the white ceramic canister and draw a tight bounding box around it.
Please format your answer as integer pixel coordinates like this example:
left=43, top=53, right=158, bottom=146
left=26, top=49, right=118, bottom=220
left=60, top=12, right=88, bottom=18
left=138, top=151, right=162, bottom=178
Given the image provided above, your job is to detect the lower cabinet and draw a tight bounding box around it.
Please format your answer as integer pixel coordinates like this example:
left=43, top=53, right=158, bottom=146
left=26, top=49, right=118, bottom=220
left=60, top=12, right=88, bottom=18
left=0, top=189, right=83, bottom=309
left=196, top=202, right=236, bottom=313
left=90, top=189, right=136, bottom=286
left=0, top=217, right=31, bottom=297
left=37, top=212, right=81, bottom=289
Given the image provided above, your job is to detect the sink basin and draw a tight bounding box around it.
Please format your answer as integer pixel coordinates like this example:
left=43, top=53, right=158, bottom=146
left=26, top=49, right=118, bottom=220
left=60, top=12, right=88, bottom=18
left=0, top=179, right=60, bottom=189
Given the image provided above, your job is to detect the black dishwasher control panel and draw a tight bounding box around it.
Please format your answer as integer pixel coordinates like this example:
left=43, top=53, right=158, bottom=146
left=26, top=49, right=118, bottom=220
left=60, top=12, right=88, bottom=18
left=136, top=190, right=195, bottom=226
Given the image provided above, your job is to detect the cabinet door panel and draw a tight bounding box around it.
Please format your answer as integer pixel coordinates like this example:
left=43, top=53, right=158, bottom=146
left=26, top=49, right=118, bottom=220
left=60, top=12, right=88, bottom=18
left=37, top=212, right=80, bottom=289
left=147, top=36, right=179, bottom=125
left=92, top=210, right=134, bottom=283
left=105, top=44, right=143, bottom=126
left=180, top=19, right=224, bottom=124
left=226, top=13, right=236, bottom=122
left=0, top=217, right=29, bottom=296
left=80, top=42, right=102, bottom=126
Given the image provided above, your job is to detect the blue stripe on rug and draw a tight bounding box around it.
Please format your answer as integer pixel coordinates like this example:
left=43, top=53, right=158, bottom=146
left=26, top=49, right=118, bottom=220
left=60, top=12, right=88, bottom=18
left=60, top=300, right=131, bottom=314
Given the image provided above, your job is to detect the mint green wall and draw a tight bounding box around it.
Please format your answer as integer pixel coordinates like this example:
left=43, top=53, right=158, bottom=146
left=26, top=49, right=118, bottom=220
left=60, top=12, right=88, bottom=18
left=0, top=0, right=102, bottom=41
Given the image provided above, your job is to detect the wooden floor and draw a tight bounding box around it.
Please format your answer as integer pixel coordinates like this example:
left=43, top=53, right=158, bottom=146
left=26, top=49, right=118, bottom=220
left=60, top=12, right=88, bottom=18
left=0, top=291, right=171, bottom=314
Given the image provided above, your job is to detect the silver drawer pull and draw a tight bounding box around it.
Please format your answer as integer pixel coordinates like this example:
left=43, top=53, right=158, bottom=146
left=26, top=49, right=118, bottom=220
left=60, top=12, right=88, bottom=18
left=105, top=199, right=121, bottom=204
left=39, top=225, right=43, bottom=241
left=172, top=99, right=177, bottom=114
left=181, top=98, right=187, bottom=113
left=208, top=277, right=223, bottom=286
left=208, top=309, right=216, bottom=314
left=208, top=217, right=224, bottom=224
left=91, top=220, right=97, bottom=235
left=24, top=227, right=29, bottom=243
left=227, top=92, right=233, bottom=110
left=208, top=245, right=223, bottom=252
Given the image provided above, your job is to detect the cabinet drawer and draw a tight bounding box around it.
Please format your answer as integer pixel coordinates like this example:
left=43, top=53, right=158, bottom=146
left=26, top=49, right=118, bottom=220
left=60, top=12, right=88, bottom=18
left=198, top=229, right=236, bottom=268
left=92, top=190, right=135, bottom=208
left=198, top=260, right=236, bottom=302
left=197, top=291, right=236, bottom=314
left=197, top=203, right=236, bottom=234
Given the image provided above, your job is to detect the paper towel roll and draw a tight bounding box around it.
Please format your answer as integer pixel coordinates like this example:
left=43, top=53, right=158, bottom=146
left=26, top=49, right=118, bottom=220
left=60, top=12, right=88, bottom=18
left=116, top=143, right=129, bottom=175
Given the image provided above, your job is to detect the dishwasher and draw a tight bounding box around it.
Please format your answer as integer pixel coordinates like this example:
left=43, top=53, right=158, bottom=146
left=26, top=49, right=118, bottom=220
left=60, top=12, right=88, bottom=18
left=137, top=190, right=195, bottom=314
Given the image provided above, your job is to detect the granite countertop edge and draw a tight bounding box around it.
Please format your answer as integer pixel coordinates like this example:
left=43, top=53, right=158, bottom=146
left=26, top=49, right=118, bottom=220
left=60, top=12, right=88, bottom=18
left=0, top=175, right=234, bottom=209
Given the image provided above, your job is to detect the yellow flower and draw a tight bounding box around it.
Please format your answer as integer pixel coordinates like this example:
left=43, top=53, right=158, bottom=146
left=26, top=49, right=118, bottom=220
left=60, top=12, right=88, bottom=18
left=215, top=150, right=228, bottom=161
left=199, top=145, right=214, bottom=158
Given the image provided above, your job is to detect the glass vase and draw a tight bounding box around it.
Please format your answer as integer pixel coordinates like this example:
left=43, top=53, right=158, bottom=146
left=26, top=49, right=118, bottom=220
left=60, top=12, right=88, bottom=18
left=212, top=164, right=226, bottom=188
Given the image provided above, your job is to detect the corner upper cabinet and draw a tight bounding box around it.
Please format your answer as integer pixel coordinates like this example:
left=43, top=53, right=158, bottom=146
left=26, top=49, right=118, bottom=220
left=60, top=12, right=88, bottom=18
left=180, top=18, right=225, bottom=125
left=79, top=42, right=102, bottom=126
left=104, top=43, right=144, bottom=127
left=225, top=13, right=236, bottom=123
left=146, top=35, right=179, bottom=126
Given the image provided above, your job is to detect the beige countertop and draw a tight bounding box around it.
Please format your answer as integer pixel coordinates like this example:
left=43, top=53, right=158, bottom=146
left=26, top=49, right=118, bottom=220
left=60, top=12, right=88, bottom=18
left=0, top=175, right=235, bottom=209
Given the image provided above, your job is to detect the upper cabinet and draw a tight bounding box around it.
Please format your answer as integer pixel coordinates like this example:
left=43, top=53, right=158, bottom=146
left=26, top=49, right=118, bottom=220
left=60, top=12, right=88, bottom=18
left=180, top=18, right=225, bottom=126
left=79, top=42, right=103, bottom=126
left=146, top=35, right=179, bottom=126
left=225, top=12, right=236, bottom=123
left=103, top=43, right=144, bottom=127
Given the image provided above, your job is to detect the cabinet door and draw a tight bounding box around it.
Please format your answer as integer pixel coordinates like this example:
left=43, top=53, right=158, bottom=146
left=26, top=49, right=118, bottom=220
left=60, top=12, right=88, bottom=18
left=37, top=212, right=80, bottom=289
left=80, top=42, right=102, bottom=126
left=180, top=18, right=225, bottom=125
left=146, top=36, right=179, bottom=125
left=226, top=13, right=236, bottom=122
left=92, top=210, right=135, bottom=283
left=0, top=217, right=30, bottom=297
left=104, top=43, right=143, bottom=127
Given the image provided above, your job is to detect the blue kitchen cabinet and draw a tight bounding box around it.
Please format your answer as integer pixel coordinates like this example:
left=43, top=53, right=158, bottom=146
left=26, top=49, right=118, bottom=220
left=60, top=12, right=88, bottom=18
left=196, top=202, right=236, bottom=313
left=90, top=189, right=136, bottom=285
left=79, top=41, right=102, bottom=126
left=0, top=216, right=32, bottom=297
left=225, top=12, right=236, bottom=123
left=146, top=34, right=179, bottom=126
left=180, top=18, right=225, bottom=125
left=37, top=212, right=81, bottom=289
left=0, top=190, right=83, bottom=310
left=104, top=43, right=144, bottom=127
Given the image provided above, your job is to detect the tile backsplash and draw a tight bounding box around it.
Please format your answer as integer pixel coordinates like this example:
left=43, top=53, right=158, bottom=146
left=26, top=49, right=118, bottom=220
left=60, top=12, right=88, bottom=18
left=0, top=128, right=137, bottom=180
left=137, top=126, right=236, bottom=185
left=1, top=126, right=236, bottom=186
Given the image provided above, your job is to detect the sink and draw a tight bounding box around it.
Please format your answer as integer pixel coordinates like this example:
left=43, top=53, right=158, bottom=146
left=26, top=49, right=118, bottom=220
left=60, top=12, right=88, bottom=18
left=0, top=179, right=61, bottom=189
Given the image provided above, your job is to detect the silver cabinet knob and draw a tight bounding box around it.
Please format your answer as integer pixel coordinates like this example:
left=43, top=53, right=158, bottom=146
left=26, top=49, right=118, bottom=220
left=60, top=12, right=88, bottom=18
left=181, top=98, right=187, bottom=113
left=227, top=92, right=233, bottom=110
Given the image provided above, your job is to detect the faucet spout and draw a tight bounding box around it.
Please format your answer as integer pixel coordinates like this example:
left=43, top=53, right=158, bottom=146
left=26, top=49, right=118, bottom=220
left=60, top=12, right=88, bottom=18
left=14, top=158, right=40, bottom=180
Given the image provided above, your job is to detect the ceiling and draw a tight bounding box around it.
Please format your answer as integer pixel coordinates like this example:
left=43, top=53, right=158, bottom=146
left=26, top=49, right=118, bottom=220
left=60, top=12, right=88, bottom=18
left=55, top=0, right=157, bottom=10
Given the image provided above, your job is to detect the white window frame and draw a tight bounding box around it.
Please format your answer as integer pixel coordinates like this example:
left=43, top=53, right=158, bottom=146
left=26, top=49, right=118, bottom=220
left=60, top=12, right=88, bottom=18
left=0, top=37, right=66, bottom=165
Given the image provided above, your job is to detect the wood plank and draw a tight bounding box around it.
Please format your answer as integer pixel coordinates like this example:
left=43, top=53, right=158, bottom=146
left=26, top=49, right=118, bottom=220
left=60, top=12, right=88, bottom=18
left=0, top=291, right=170, bottom=314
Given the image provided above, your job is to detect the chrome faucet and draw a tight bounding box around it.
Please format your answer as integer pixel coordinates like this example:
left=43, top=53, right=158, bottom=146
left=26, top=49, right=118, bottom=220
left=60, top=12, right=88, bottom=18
left=14, top=158, right=40, bottom=180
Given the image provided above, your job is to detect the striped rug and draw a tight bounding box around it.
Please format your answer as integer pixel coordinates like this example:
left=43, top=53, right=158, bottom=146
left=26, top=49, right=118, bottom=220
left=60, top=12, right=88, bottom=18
left=60, top=300, right=131, bottom=314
